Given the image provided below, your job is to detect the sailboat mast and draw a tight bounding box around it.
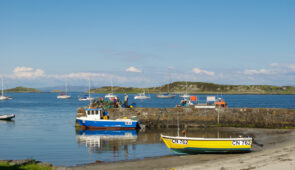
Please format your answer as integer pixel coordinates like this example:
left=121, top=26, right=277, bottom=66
left=186, top=81, right=188, bottom=95
left=88, top=78, right=91, bottom=98
left=65, top=81, right=68, bottom=95
left=168, top=68, right=171, bottom=94
left=111, top=79, right=114, bottom=94
left=1, top=77, right=4, bottom=97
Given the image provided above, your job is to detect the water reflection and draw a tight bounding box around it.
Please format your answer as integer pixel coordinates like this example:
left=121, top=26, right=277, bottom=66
left=76, top=130, right=137, bottom=156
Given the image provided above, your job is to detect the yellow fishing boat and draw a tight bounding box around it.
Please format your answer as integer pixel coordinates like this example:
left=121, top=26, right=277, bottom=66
left=161, top=134, right=252, bottom=153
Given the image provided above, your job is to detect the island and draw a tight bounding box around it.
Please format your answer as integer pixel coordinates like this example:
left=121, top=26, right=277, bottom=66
left=90, top=81, right=295, bottom=94
left=4, top=86, right=41, bottom=93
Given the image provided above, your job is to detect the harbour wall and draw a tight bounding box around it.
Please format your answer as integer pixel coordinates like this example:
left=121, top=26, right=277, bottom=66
left=76, top=107, right=295, bottom=128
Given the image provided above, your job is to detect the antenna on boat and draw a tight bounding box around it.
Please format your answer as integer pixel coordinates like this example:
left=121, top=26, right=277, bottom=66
left=177, top=109, right=180, bottom=137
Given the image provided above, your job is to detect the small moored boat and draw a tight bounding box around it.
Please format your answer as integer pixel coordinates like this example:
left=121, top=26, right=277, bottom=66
left=134, top=92, right=151, bottom=100
left=0, top=114, right=15, bottom=120
left=76, top=108, right=138, bottom=130
left=161, top=134, right=252, bottom=153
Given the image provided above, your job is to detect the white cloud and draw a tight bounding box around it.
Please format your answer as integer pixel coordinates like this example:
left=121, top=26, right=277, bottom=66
left=244, top=69, right=272, bottom=75
left=126, top=66, right=141, bottom=73
left=49, top=72, right=107, bottom=80
left=192, top=68, right=215, bottom=76
left=287, top=64, right=295, bottom=72
left=13, top=66, right=45, bottom=79
left=270, top=63, right=279, bottom=67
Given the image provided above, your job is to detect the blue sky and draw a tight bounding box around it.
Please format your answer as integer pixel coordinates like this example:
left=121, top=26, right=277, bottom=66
left=0, top=0, right=294, bottom=88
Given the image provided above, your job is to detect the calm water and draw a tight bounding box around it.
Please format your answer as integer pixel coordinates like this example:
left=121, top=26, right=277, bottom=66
left=0, top=93, right=294, bottom=166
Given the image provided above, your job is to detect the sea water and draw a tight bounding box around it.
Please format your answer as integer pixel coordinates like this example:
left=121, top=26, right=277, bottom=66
left=0, top=93, right=294, bottom=166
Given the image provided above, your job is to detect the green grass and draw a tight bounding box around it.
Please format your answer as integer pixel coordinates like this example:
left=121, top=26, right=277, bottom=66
left=0, top=161, right=52, bottom=170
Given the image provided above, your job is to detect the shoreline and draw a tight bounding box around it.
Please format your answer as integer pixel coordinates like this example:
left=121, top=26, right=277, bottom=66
left=1, top=128, right=294, bottom=169
left=61, top=128, right=295, bottom=170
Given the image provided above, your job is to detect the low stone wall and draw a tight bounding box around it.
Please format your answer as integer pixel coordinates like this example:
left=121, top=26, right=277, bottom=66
left=76, top=107, right=295, bottom=128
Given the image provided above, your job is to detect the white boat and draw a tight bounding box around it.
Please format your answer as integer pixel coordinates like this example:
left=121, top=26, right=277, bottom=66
left=0, top=114, right=15, bottom=120
left=179, top=81, right=190, bottom=98
left=0, top=78, right=12, bottom=101
left=179, top=94, right=190, bottom=98
left=134, top=92, right=151, bottom=100
left=105, top=93, right=117, bottom=99
left=157, top=93, right=175, bottom=98
left=57, top=81, right=71, bottom=99
left=157, top=68, right=175, bottom=99
left=194, top=96, right=227, bottom=109
left=105, top=79, right=117, bottom=99
left=79, top=78, right=94, bottom=101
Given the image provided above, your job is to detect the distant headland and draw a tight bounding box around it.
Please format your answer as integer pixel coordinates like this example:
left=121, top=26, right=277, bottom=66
left=4, top=82, right=295, bottom=94
left=91, top=81, right=295, bottom=95
left=4, top=86, right=40, bottom=93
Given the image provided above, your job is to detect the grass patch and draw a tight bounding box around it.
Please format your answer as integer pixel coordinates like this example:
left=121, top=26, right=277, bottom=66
left=0, top=160, right=52, bottom=170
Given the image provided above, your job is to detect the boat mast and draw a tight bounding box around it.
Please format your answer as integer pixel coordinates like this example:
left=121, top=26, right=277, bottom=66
left=168, top=68, right=171, bottom=94
left=186, top=81, right=188, bottom=95
left=88, top=78, right=91, bottom=99
left=142, top=70, right=145, bottom=94
left=1, top=77, right=4, bottom=97
left=111, top=79, right=114, bottom=94
left=65, top=81, right=68, bottom=95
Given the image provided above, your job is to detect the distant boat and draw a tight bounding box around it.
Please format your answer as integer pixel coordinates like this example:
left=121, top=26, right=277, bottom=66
left=105, top=79, right=117, bottom=99
left=134, top=71, right=151, bottom=100
left=194, top=96, right=227, bottom=109
left=0, top=114, right=15, bottom=120
left=157, top=93, right=175, bottom=98
left=134, top=92, right=151, bottom=100
left=57, top=81, right=71, bottom=99
left=0, top=77, right=12, bottom=101
left=157, top=68, right=175, bottom=99
left=76, top=108, right=138, bottom=130
left=179, top=81, right=190, bottom=98
left=79, top=79, right=94, bottom=101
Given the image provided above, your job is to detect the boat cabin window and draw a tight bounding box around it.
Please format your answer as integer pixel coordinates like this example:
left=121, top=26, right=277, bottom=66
left=87, top=110, right=101, bottom=115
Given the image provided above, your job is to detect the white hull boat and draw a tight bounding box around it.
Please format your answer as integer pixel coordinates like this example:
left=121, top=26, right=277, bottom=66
left=57, top=95, right=71, bottom=99
left=0, top=114, right=15, bottom=120
left=105, top=93, right=117, bottom=99
left=157, top=94, right=175, bottom=99
left=0, top=78, right=11, bottom=101
left=134, top=93, right=151, bottom=100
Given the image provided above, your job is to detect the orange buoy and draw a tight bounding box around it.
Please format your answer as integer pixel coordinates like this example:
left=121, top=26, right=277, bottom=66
left=190, top=96, right=197, bottom=101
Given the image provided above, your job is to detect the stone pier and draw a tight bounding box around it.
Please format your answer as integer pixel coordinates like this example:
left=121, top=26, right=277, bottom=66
left=76, top=107, right=295, bottom=128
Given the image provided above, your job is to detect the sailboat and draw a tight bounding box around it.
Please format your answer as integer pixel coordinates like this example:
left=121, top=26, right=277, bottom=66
left=105, top=79, right=117, bottom=99
left=134, top=71, right=151, bottom=100
left=134, top=90, right=151, bottom=100
left=179, top=81, right=190, bottom=98
left=157, top=69, right=175, bottom=98
left=79, top=79, right=94, bottom=101
left=57, top=81, right=71, bottom=99
left=0, top=77, right=12, bottom=100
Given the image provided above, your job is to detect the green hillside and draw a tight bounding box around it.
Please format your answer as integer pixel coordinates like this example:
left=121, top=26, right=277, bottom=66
left=4, top=86, right=41, bottom=93
left=90, top=81, right=295, bottom=94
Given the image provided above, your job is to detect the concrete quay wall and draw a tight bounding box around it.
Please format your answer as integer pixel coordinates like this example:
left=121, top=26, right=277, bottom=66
left=77, top=107, right=295, bottom=128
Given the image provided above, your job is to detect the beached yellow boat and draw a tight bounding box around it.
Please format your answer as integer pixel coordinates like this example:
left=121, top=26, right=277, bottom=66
left=161, top=134, right=252, bottom=153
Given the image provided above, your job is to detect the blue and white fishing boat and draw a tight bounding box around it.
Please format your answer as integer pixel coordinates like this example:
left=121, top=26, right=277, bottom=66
left=76, top=108, right=138, bottom=130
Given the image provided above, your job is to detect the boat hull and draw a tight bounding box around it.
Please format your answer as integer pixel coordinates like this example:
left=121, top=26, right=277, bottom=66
left=0, top=114, right=15, bottom=120
left=161, top=135, right=252, bottom=154
left=134, top=96, right=151, bottom=100
left=76, top=118, right=138, bottom=130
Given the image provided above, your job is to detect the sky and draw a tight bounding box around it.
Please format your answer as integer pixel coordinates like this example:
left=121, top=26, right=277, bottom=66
left=0, top=0, right=295, bottom=88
